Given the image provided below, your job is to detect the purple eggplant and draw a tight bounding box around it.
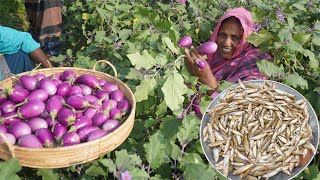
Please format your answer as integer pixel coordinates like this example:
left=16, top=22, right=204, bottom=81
left=178, top=36, right=192, bottom=47
left=27, top=89, right=49, bottom=102
left=49, top=73, right=61, bottom=80
left=102, top=119, right=121, bottom=132
left=46, top=116, right=58, bottom=128
left=53, top=123, right=67, bottom=140
left=76, top=74, right=101, bottom=89
left=35, top=128, right=54, bottom=147
left=87, top=129, right=108, bottom=142
left=0, top=124, right=7, bottom=133
left=98, top=79, right=107, bottom=86
left=33, top=73, right=46, bottom=81
left=66, top=95, right=92, bottom=110
left=198, top=41, right=218, bottom=55
left=110, top=90, right=124, bottom=102
left=61, top=70, right=76, bottom=83
left=18, top=100, right=45, bottom=119
left=92, top=112, right=110, bottom=127
left=0, top=133, right=16, bottom=145
left=7, top=87, right=29, bottom=103
left=46, top=96, right=63, bottom=123
left=79, top=84, right=92, bottom=96
left=62, top=132, right=80, bottom=146
left=56, top=82, right=71, bottom=97
left=84, top=95, right=99, bottom=103
left=18, top=134, right=43, bottom=148
left=102, top=83, right=118, bottom=93
left=83, top=107, right=98, bottom=119
left=101, top=99, right=117, bottom=111
left=0, top=100, right=17, bottom=114
left=1, top=112, right=21, bottom=126
left=0, top=89, right=7, bottom=104
left=8, top=121, right=31, bottom=139
left=117, top=99, right=131, bottom=113
left=95, top=90, right=109, bottom=102
left=57, top=108, right=76, bottom=126
left=77, top=126, right=99, bottom=142
left=38, top=78, right=57, bottom=96
left=70, top=116, right=92, bottom=131
left=75, top=111, right=83, bottom=118
left=19, top=75, right=38, bottom=91
left=109, top=108, right=122, bottom=120
left=27, top=117, right=48, bottom=132
left=69, top=85, right=83, bottom=96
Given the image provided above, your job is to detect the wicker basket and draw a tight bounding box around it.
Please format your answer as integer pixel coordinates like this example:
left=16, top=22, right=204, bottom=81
left=0, top=60, right=136, bottom=169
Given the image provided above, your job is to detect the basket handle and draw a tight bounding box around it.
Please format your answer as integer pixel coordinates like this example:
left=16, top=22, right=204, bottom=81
left=93, top=60, right=118, bottom=78
left=0, top=132, right=15, bottom=158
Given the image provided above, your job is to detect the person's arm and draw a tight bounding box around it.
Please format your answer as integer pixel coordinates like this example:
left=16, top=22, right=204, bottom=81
left=0, top=26, right=52, bottom=68
left=29, top=48, right=52, bottom=68
left=184, top=47, right=219, bottom=90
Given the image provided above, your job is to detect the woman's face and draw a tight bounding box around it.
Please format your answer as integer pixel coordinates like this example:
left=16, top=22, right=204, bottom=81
left=216, top=19, right=243, bottom=59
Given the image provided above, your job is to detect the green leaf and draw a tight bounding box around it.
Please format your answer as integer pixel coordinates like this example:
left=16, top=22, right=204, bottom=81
left=287, top=16, right=294, bottom=29
left=278, top=28, right=292, bottom=42
left=143, top=132, right=166, bottom=169
left=0, top=158, right=21, bottom=180
left=134, top=78, right=157, bottom=102
left=314, top=87, right=320, bottom=94
left=200, top=95, right=213, bottom=116
left=37, top=169, right=59, bottom=180
left=127, top=50, right=157, bottom=70
left=167, top=142, right=182, bottom=160
left=85, top=164, right=107, bottom=177
left=150, top=175, right=162, bottom=180
left=160, top=117, right=181, bottom=140
left=183, top=163, right=216, bottom=180
left=182, top=153, right=204, bottom=164
left=95, top=30, right=112, bottom=43
left=293, top=32, right=311, bottom=44
left=246, top=30, right=273, bottom=47
left=177, top=115, right=200, bottom=145
left=257, top=60, right=285, bottom=77
left=284, top=72, right=308, bottom=89
left=161, top=72, right=188, bottom=111
left=312, top=32, right=320, bottom=46
left=118, top=29, right=132, bottom=40
left=315, top=20, right=320, bottom=30
left=118, top=4, right=132, bottom=11
left=115, top=150, right=142, bottom=171
left=100, top=159, right=116, bottom=174
left=217, top=80, right=235, bottom=92
left=163, top=37, right=179, bottom=54
left=303, top=50, right=319, bottom=69
left=304, top=164, right=318, bottom=179
left=125, top=68, right=144, bottom=80
left=286, top=40, right=303, bottom=52
left=49, top=54, right=66, bottom=63
left=155, top=53, right=168, bottom=66
left=129, top=168, right=150, bottom=180
left=155, top=100, right=168, bottom=116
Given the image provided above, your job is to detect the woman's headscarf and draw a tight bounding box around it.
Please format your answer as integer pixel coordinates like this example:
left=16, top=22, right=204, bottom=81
left=207, top=7, right=255, bottom=74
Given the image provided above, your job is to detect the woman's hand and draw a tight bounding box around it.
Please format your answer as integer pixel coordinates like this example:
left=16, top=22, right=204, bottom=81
left=184, top=46, right=219, bottom=89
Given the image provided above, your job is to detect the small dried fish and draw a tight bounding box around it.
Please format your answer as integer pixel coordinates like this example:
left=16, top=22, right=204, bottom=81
left=203, top=81, right=314, bottom=179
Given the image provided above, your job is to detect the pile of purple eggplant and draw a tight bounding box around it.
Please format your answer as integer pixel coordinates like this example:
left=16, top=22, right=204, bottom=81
left=0, top=70, right=131, bottom=148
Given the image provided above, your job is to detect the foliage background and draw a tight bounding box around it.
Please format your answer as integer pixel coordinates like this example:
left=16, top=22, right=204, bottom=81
left=0, top=0, right=319, bottom=179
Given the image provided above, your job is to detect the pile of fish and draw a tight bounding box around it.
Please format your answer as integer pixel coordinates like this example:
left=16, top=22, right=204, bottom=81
left=203, top=80, right=316, bottom=179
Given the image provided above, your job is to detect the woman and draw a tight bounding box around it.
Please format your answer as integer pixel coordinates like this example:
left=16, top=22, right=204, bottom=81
left=0, top=26, right=52, bottom=81
left=184, top=7, right=271, bottom=95
left=25, top=0, right=63, bottom=57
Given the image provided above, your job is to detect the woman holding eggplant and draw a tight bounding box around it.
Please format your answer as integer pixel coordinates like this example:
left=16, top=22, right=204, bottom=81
left=184, top=7, right=271, bottom=95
